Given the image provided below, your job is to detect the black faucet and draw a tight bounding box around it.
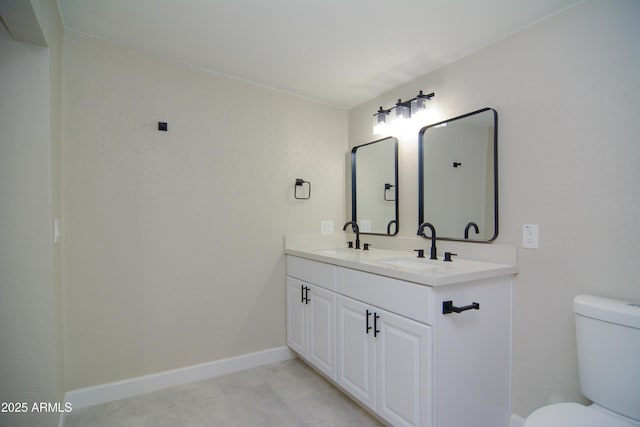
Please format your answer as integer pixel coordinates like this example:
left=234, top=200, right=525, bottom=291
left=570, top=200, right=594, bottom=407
left=342, top=221, right=361, bottom=249
left=464, top=222, right=479, bottom=239
left=417, top=222, right=438, bottom=260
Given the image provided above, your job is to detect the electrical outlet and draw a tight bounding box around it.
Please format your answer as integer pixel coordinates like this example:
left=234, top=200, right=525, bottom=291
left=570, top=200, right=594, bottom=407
left=522, top=224, right=539, bottom=249
left=321, top=220, right=333, bottom=234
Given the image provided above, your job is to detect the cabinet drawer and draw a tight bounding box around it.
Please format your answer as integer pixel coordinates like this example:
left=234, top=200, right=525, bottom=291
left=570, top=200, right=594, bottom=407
left=338, top=267, right=433, bottom=325
left=286, top=256, right=337, bottom=291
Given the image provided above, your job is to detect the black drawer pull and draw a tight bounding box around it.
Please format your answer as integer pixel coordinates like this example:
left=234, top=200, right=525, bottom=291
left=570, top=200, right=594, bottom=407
left=443, top=300, right=479, bottom=314
left=366, top=310, right=372, bottom=334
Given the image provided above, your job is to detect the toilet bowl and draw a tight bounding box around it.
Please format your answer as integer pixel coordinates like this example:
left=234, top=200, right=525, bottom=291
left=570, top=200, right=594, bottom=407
left=525, top=403, right=640, bottom=427
left=523, top=295, right=640, bottom=427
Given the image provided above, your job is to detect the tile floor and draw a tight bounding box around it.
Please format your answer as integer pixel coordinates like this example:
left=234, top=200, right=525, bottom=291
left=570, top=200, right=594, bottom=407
left=64, top=358, right=384, bottom=426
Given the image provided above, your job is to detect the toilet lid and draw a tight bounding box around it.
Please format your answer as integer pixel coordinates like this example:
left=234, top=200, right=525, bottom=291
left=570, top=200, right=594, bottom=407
left=525, top=403, right=636, bottom=427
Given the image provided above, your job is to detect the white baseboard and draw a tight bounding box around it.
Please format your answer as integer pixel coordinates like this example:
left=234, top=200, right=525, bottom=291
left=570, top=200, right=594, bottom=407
left=62, top=346, right=294, bottom=410
left=511, top=413, right=526, bottom=427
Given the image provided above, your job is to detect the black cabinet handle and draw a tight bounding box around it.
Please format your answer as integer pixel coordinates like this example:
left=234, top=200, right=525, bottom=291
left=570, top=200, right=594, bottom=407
left=300, top=285, right=310, bottom=304
left=374, top=313, right=380, bottom=337
left=442, top=300, right=479, bottom=314
left=366, top=310, right=372, bottom=334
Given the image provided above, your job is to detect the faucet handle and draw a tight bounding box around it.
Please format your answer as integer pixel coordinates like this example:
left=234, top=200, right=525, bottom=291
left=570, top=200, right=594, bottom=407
left=363, top=243, right=371, bottom=251
left=347, top=241, right=353, bottom=248
left=443, top=252, right=458, bottom=262
left=414, top=249, right=425, bottom=258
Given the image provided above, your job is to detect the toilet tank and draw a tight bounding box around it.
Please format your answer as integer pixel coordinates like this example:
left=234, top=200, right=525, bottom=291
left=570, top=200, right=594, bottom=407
left=574, top=295, right=640, bottom=421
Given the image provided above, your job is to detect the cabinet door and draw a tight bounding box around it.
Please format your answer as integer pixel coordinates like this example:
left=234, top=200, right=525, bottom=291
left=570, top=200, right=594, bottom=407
left=376, top=308, right=432, bottom=427
left=286, top=277, right=306, bottom=357
left=337, top=296, right=376, bottom=411
left=307, top=284, right=337, bottom=382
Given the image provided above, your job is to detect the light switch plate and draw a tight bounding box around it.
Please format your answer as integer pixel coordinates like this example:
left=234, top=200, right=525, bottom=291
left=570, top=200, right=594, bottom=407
left=522, top=224, right=539, bottom=249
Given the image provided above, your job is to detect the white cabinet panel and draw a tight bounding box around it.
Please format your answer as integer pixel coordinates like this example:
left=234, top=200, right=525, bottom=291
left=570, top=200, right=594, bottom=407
left=308, top=285, right=337, bottom=380
left=286, top=277, right=306, bottom=356
left=287, top=255, right=337, bottom=291
left=337, top=295, right=376, bottom=411
left=433, top=277, right=511, bottom=427
left=338, top=267, right=433, bottom=325
left=338, top=295, right=432, bottom=427
left=286, top=276, right=337, bottom=382
left=377, top=309, right=432, bottom=427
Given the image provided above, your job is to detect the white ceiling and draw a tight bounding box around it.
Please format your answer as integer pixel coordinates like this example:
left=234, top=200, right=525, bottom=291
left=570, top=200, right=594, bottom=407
left=57, top=0, right=582, bottom=109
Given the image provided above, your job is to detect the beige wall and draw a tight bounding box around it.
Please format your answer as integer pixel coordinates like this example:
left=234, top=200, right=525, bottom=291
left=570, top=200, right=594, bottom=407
left=61, top=31, right=347, bottom=390
left=0, top=2, right=61, bottom=424
left=348, top=0, right=640, bottom=418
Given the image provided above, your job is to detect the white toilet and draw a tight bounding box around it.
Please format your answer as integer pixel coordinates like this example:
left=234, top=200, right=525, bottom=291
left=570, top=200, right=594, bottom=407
left=524, top=294, right=640, bottom=427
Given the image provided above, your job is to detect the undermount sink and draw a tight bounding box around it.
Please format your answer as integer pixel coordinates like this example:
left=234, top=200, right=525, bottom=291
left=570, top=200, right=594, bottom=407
left=375, top=257, right=440, bottom=271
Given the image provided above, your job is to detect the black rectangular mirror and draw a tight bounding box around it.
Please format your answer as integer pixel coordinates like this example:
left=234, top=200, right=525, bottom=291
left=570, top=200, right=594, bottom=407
left=351, top=137, right=399, bottom=235
left=418, top=108, right=498, bottom=241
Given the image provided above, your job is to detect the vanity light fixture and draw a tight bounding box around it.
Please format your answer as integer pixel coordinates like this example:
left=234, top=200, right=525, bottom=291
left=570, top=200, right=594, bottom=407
left=394, top=99, right=411, bottom=122
left=372, top=90, right=434, bottom=134
left=411, top=90, right=431, bottom=115
left=373, top=106, right=391, bottom=135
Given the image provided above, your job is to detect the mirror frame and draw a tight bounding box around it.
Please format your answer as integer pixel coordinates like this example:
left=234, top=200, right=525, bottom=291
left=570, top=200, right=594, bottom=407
left=418, top=107, right=498, bottom=242
left=351, top=136, right=399, bottom=236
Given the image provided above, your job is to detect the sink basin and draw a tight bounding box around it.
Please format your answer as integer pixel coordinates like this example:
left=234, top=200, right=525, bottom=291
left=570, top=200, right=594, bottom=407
left=376, top=257, right=440, bottom=271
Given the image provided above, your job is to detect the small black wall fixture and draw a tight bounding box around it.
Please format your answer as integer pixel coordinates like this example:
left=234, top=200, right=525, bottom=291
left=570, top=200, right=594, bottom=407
left=294, top=178, right=311, bottom=200
left=384, top=183, right=396, bottom=201
left=158, top=122, right=168, bottom=131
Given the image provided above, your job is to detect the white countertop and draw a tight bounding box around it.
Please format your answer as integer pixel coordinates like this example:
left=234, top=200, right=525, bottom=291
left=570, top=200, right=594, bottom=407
left=285, top=245, right=518, bottom=287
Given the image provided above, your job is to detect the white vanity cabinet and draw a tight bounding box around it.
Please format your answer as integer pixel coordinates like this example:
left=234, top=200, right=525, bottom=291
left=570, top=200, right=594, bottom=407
left=286, top=257, right=338, bottom=382
left=286, top=254, right=513, bottom=427
left=337, top=294, right=432, bottom=427
left=337, top=266, right=433, bottom=427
